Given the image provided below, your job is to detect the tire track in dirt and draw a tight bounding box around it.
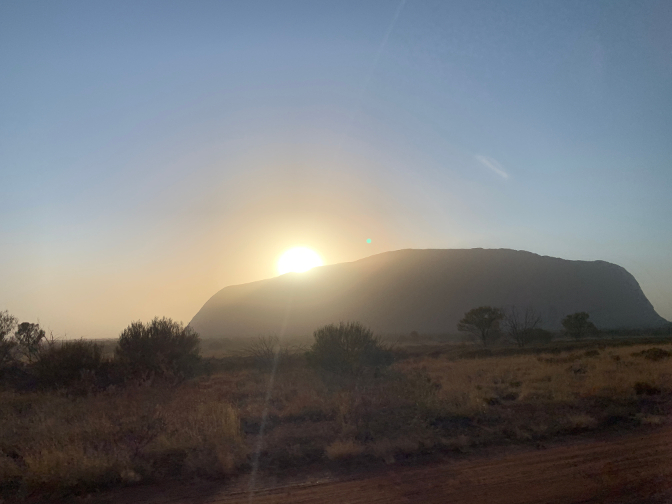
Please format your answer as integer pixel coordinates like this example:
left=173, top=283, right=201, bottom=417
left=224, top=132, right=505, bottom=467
left=97, top=426, right=672, bottom=504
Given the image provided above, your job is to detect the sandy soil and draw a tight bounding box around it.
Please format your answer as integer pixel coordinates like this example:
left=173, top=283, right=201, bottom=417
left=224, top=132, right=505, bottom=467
left=90, top=425, right=672, bottom=504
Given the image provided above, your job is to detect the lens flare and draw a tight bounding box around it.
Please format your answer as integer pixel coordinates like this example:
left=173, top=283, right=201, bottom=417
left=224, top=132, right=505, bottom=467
left=277, top=247, right=323, bottom=275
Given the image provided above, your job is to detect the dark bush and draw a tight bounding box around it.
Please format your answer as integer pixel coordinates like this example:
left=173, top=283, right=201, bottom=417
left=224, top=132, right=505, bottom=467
left=634, top=382, right=661, bottom=396
left=115, top=317, right=201, bottom=380
left=243, top=335, right=286, bottom=369
left=0, top=364, right=37, bottom=391
left=34, top=339, right=106, bottom=389
left=632, top=347, right=671, bottom=362
left=503, top=306, right=542, bottom=347
left=306, top=322, right=392, bottom=375
left=561, top=312, right=598, bottom=340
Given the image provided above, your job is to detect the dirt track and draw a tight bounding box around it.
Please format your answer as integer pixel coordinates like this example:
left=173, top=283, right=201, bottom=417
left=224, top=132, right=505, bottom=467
left=97, top=426, right=672, bottom=504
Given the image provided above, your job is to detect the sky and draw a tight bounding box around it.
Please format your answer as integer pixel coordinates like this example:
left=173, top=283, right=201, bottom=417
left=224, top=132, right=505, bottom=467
left=1, top=0, right=671, bottom=338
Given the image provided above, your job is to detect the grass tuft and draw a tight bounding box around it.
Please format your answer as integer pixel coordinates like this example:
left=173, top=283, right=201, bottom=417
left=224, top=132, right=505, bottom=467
left=325, top=439, right=364, bottom=460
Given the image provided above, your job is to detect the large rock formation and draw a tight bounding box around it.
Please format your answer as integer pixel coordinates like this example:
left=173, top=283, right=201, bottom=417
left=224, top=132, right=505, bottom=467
left=189, top=249, right=668, bottom=338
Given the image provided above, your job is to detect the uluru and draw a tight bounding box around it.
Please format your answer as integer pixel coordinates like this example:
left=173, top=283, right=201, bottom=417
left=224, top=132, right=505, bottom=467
left=189, top=249, right=668, bottom=338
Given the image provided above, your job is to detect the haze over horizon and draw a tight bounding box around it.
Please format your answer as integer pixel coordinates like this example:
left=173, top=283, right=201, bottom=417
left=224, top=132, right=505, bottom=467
left=2, top=1, right=671, bottom=338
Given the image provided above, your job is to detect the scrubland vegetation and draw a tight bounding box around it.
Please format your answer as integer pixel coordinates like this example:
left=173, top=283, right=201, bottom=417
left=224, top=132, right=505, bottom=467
left=1, top=309, right=672, bottom=502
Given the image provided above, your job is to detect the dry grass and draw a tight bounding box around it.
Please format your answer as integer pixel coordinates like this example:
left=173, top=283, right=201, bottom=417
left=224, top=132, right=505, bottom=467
left=396, top=343, right=672, bottom=416
left=0, top=385, right=243, bottom=499
left=2, top=340, right=672, bottom=499
left=325, top=439, right=364, bottom=460
left=566, top=413, right=599, bottom=430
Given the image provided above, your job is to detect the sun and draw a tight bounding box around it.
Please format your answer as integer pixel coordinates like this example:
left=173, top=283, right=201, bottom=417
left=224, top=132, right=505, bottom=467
left=277, top=247, right=324, bottom=275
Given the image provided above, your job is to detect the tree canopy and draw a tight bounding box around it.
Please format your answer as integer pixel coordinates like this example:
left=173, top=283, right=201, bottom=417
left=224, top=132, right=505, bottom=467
left=14, top=322, right=45, bottom=363
left=457, top=306, right=504, bottom=347
left=561, top=312, right=598, bottom=339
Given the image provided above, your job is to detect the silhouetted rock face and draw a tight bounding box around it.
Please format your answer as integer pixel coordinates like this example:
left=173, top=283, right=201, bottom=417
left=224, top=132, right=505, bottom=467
left=189, top=249, right=668, bottom=338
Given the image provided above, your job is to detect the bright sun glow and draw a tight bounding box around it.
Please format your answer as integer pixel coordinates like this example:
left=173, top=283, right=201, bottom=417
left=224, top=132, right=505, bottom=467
left=277, top=247, right=324, bottom=275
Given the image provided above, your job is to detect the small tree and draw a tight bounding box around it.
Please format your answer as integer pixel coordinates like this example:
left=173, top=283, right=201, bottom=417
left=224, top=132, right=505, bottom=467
left=115, top=317, right=201, bottom=379
left=457, top=306, right=504, bottom=347
left=14, top=322, right=45, bottom=363
left=306, top=322, right=392, bottom=375
left=0, top=310, right=18, bottom=369
left=504, top=306, right=542, bottom=347
left=561, top=312, right=598, bottom=340
left=243, top=335, right=289, bottom=369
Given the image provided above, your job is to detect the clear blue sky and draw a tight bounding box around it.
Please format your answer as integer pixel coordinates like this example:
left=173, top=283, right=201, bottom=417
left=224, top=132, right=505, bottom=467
left=1, top=0, right=671, bottom=337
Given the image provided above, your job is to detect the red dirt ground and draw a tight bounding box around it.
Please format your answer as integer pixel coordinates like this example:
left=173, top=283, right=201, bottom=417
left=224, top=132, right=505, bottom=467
left=91, top=425, right=672, bottom=504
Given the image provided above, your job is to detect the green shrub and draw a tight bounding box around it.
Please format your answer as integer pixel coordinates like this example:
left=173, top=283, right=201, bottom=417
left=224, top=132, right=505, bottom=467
left=306, top=322, right=392, bottom=375
left=115, top=318, right=201, bottom=380
left=33, top=339, right=106, bottom=389
left=632, top=347, right=671, bottom=361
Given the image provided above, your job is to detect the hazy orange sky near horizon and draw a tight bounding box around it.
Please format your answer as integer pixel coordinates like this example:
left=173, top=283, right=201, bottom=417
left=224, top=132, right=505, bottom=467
left=4, top=143, right=490, bottom=338
left=2, top=1, right=671, bottom=338
left=4, top=140, right=670, bottom=338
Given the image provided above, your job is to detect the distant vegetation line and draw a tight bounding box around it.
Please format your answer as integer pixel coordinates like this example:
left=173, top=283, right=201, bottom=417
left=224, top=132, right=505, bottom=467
left=2, top=305, right=671, bottom=389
